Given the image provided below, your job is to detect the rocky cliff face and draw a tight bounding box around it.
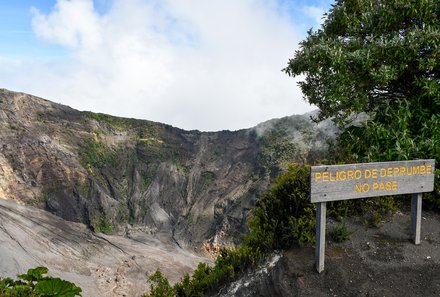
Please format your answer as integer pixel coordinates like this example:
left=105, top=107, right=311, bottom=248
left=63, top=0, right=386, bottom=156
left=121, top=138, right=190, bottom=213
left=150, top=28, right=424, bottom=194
left=0, top=89, right=335, bottom=251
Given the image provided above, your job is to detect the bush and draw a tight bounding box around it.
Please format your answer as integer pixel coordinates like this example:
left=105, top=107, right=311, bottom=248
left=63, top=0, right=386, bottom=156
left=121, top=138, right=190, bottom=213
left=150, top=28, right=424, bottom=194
left=0, top=267, right=82, bottom=297
left=246, top=163, right=315, bottom=250
left=329, top=224, right=353, bottom=243
left=144, top=270, right=174, bottom=297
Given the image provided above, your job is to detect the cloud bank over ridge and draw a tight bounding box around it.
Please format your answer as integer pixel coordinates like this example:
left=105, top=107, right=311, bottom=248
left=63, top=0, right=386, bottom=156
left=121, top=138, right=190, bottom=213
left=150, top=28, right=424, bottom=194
left=1, top=0, right=329, bottom=131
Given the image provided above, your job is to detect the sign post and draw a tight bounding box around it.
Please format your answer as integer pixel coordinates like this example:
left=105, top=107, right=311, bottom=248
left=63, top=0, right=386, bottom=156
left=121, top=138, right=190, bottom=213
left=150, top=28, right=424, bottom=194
left=411, top=193, right=422, bottom=244
left=315, top=202, right=326, bottom=273
left=311, top=159, right=435, bottom=273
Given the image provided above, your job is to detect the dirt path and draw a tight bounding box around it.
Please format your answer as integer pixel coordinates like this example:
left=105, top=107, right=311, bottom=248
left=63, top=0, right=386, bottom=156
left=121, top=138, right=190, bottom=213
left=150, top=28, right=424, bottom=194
left=286, top=210, right=440, bottom=296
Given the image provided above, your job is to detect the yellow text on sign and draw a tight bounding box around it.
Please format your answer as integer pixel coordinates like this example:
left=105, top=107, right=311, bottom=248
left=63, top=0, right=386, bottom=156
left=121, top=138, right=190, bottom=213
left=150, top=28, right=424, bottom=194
left=355, top=181, right=398, bottom=193
left=314, top=165, right=432, bottom=183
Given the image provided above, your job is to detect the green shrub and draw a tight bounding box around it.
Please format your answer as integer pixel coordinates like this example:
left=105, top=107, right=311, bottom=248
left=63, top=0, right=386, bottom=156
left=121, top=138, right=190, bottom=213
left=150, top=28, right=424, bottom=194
left=328, top=195, right=397, bottom=229
left=93, top=215, right=113, bottom=234
left=80, top=138, right=117, bottom=170
left=247, top=163, right=315, bottom=250
left=0, top=267, right=82, bottom=297
left=144, top=270, right=174, bottom=297
left=329, top=224, right=353, bottom=243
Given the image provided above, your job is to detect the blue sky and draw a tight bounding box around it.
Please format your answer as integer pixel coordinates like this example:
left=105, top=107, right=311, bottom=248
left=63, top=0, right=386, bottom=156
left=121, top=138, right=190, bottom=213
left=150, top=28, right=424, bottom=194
left=0, top=0, right=333, bottom=131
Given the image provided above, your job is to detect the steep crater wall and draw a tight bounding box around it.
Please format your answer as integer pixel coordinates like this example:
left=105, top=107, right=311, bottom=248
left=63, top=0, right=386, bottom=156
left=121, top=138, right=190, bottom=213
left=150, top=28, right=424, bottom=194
left=0, top=89, right=335, bottom=251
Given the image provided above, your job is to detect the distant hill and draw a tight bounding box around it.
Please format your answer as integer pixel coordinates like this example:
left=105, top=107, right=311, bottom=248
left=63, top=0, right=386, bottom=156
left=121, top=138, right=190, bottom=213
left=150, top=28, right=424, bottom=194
left=0, top=88, right=335, bottom=251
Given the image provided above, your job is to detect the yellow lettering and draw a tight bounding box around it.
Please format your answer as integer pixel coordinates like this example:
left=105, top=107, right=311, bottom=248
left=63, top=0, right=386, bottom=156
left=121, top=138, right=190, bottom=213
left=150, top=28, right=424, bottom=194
left=315, top=172, right=322, bottom=181
left=385, top=181, right=392, bottom=191
left=364, top=169, right=371, bottom=179
left=347, top=170, right=354, bottom=180
left=339, top=171, right=347, bottom=181
left=372, top=182, right=379, bottom=191
left=380, top=168, right=387, bottom=178
left=355, top=183, right=370, bottom=192
left=393, top=167, right=400, bottom=176
left=427, top=165, right=432, bottom=174
left=322, top=172, right=329, bottom=182
left=387, top=168, right=393, bottom=177
left=355, top=169, right=362, bottom=179
left=392, top=181, right=397, bottom=191
left=420, top=165, right=426, bottom=175
left=330, top=172, right=335, bottom=182
left=399, top=167, right=406, bottom=176
left=363, top=183, right=370, bottom=192
left=379, top=182, right=385, bottom=191
left=371, top=169, right=378, bottom=179
left=412, top=166, right=419, bottom=175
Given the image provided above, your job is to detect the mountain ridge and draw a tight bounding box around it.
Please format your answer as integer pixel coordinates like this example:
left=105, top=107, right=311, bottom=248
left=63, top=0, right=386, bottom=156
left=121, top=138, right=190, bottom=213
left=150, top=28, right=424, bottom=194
left=0, top=88, right=335, bottom=252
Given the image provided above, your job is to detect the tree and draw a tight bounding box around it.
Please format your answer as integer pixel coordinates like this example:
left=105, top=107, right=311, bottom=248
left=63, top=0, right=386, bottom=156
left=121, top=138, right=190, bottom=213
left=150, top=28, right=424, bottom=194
left=284, top=0, right=440, bottom=203
left=285, top=0, right=439, bottom=125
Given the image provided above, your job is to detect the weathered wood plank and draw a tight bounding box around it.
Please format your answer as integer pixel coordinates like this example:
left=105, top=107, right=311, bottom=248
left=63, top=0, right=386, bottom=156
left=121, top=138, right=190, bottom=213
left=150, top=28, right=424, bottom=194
left=311, top=159, right=435, bottom=203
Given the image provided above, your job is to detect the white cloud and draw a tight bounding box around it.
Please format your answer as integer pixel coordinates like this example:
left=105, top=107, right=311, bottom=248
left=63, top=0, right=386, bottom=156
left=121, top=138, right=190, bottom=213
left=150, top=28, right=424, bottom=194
left=3, top=0, right=324, bottom=131
left=31, top=0, right=102, bottom=50
left=302, top=5, right=326, bottom=26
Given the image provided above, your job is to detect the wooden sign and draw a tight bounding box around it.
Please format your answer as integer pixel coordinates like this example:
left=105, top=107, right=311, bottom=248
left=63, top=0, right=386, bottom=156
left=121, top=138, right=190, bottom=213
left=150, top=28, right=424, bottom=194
left=310, top=159, right=436, bottom=273
left=311, top=159, right=435, bottom=203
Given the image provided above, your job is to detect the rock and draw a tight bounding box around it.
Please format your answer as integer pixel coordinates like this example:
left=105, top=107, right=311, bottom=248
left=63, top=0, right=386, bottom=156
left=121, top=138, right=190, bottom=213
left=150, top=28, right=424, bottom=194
left=0, top=198, right=209, bottom=297
left=213, top=253, right=300, bottom=297
left=0, top=88, right=334, bottom=251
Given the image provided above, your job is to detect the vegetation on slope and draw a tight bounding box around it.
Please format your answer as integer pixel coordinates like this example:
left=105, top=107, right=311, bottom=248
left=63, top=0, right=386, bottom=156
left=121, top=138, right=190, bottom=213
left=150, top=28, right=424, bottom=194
left=144, top=163, right=313, bottom=297
left=284, top=0, right=440, bottom=207
left=146, top=0, right=439, bottom=295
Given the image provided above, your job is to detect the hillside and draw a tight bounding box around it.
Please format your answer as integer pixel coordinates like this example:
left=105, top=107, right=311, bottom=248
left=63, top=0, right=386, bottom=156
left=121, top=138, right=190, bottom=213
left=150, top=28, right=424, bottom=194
left=213, top=210, right=440, bottom=297
left=0, top=88, right=335, bottom=252
left=2, top=89, right=439, bottom=297
left=0, top=198, right=207, bottom=296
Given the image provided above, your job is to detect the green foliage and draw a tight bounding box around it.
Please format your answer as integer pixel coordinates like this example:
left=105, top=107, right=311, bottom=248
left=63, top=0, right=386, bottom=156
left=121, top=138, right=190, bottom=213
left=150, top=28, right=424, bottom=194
left=87, top=112, right=158, bottom=132
left=285, top=0, right=440, bottom=208
left=93, top=215, right=113, bottom=234
left=146, top=245, right=266, bottom=297
left=361, top=196, right=397, bottom=228
left=80, top=137, right=117, bottom=170
left=364, top=210, right=384, bottom=228
left=200, top=171, right=216, bottom=185
left=34, top=278, right=80, bottom=296
left=135, top=138, right=170, bottom=161
left=258, top=129, right=298, bottom=177
left=285, top=0, right=439, bottom=126
left=329, top=223, right=353, bottom=243
left=17, top=267, right=48, bottom=283
left=328, top=195, right=397, bottom=228
left=247, top=163, right=315, bottom=249
left=144, top=270, right=174, bottom=297
left=0, top=267, right=82, bottom=297
left=140, top=171, right=153, bottom=191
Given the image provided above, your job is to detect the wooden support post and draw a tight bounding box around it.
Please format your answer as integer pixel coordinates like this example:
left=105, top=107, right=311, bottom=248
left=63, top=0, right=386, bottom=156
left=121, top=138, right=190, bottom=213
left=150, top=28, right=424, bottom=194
left=411, top=193, right=422, bottom=245
left=315, top=202, right=326, bottom=273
